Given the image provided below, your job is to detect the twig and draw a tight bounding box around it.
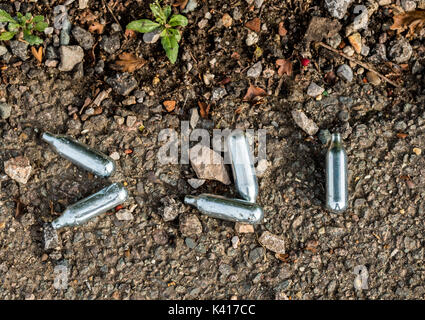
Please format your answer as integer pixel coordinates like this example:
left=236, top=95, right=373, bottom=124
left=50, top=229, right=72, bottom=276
left=316, top=41, right=400, bottom=88
left=102, top=0, right=122, bottom=31
left=274, top=77, right=284, bottom=96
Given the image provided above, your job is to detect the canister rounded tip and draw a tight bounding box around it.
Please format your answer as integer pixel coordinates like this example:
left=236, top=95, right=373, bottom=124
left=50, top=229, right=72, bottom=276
left=102, top=160, right=116, bottom=177
left=184, top=195, right=196, bottom=206
left=114, top=183, right=129, bottom=202
left=251, top=206, right=264, bottom=224
left=41, top=132, right=55, bottom=143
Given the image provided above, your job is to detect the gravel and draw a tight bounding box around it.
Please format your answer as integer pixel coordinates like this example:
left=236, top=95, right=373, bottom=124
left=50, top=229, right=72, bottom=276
left=58, top=45, right=84, bottom=72
left=71, top=26, right=95, bottom=50
left=247, top=61, right=262, bottom=78
left=388, top=38, right=413, bottom=64
left=337, top=64, right=354, bottom=82
left=9, top=41, right=28, bottom=61
left=325, top=0, right=354, bottom=19
left=0, top=102, right=11, bottom=119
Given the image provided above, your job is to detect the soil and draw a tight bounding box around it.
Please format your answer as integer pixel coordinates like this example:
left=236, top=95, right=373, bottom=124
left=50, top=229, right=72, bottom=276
left=0, top=0, right=425, bottom=299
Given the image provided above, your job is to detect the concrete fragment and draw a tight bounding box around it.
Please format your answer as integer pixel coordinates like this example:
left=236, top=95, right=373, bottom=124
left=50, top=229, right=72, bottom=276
left=4, top=156, right=32, bottom=184
left=291, top=110, right=319, bottom=136
left=189, top=144, right=231, bottom=185
left=258, top=231, right=285, bottom=254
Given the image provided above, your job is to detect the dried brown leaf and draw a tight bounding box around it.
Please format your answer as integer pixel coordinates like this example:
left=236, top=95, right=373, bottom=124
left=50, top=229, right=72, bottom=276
left=112, top=52, right=146, bottom=73
left=278, top=21, right=287, bottom=36
left=198, top=101, right=211, bottom=119
left=89, top=21, right=105, bottom=34
left=245, top=18, right=261, bottom=33
left=164, top=100, right=176, bottom=112
left=173, top=0, right=188, bottom=10
left=243, top=84, right=267, bottom=101
left=390, top=10, right=425, bottom=37
left=31, top=46, right=43, bottom=63
left=276, top=59, right=292, bottom=77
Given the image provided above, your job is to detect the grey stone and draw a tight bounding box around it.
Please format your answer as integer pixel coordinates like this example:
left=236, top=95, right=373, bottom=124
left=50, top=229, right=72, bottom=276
left=58, top=45, right=84, bottom=72
left=307, top=82, right=324, bottom=97
left=338, top=110, right=350, bottom=122
left=291, top=110, right=319, bottom=136
left=249, top=247, right=264, bottom=264
left=71, top=26, right=94, bottom=50
left=100, top=34, right=121, bottom=54
left=179, top=214, right=202, bottom=237
left=9, top=40, right=29, bottom=61
left=44, top=27, right=54, bottom=35
left=153, top=229, right=169, bottom=245
left=189, top=143, right=231, bottom=184
left=247, top=61, right=262, bottom=78
left=0, top=45, right=8, bottom=56
left=143, top=29, right=161, bottom=44
left=183, top=0, right=198, bottom=13
left=43, top=224, right=60, bottom=250
left=116, top=209, right=134, bottom=221
left=325, top=0, right=354, bottom=19
left=4, top=156, right=32, bottom=184
left=343, top=46, right=355, bottom=57
left=327, top=33, right=342, bottom=48
left=60, top=19, right=71, bottom=45
left=388, top=39, right=413, bottom=64
left=401, top=0, right=416, bottom=11
left=337, top=64, right=353, bottom=82
left=258, top=231, right=285, bottom=254
left=361, top=44, right=370, bottom=56
left=185, top=237, right=196, bottom=249
left=187, top=178, right=205, bottom=189
left=106, top=73, right=138, bottom=96
left=211, top=87, right=227, bottom=101
left=246, top=32, right=259, bottom=46
left=0, top=102, right=11, bottom=119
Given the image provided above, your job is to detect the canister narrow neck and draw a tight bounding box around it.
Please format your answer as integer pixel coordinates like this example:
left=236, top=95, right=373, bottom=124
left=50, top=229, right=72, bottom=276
left=41, top=132, right=55, bottom=144
left=331, top=133, right=342, bottom=145
left=184, top=195, right=197, bottom=206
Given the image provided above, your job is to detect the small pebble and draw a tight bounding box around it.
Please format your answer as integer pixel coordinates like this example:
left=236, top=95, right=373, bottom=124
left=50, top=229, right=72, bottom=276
left=366, top=71, right=381, bottom=86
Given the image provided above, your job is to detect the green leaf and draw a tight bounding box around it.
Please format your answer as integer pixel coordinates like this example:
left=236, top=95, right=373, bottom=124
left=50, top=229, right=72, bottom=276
left=150, top=3, right=166, bottom=23
left=161, top=34, right=178, bottom=64
left=0, top=9, right=15, bottom=23
left=33, top=15, right=45, bottom=23
left=17, top=13, right=26, bottom=25
left=168, top=28, right=181, bottom=42
left=126, top=19, right=160, bottom=33
left=0, top=31, right=16, bottom=41
left=164, top=5, right=172, bottom=20
left=25, top=13, right=32, bottom=21
left=35, top=21, right=48, bottom=32
left=168, top=14, right=188, bottom=27
left=8, top=23, right=20, bottom=32
left=24, top=33, right=43, bottom=45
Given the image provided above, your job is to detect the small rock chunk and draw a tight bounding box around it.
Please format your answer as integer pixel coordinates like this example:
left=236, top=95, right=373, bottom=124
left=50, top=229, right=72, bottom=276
left=258, top=231, right=285, bottom=254
left=58, top=45, right=84, bottom=72
left=180, top=214, right=202, bottom=237
left=291, top=110, right=319, bottom=136
left=4, top=156, right=32, bottom=184
left=189, top=144, right=231, bottom=184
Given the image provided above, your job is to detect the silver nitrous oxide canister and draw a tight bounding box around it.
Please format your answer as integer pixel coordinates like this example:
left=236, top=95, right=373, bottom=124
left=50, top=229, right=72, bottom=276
left=226, top=130, right=258, bottom=203
left=42, top=132, right=116, bottom=177
left=51, top=183, right=128, bottom=229
left=326, top=133, right=348, bottom=212
left=184, top=194, right=264, bottom=224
